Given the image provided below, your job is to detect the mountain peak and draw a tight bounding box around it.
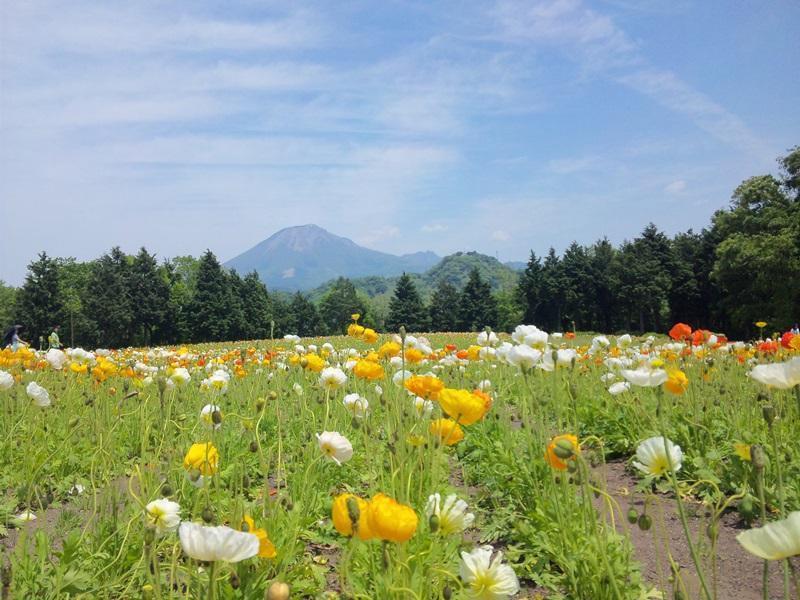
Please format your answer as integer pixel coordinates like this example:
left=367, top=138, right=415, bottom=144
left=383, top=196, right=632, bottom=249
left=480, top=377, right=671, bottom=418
left=225, top=225, right=439, bottom=290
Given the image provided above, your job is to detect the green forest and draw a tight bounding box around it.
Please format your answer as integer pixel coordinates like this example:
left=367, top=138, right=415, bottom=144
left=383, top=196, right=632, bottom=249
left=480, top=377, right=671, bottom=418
left=3, top=147, right=798, bottom=347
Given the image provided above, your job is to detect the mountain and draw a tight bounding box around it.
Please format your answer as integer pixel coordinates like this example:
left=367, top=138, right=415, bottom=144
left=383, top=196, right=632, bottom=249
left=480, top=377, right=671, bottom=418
left=225, top=225, right=440, bottom=290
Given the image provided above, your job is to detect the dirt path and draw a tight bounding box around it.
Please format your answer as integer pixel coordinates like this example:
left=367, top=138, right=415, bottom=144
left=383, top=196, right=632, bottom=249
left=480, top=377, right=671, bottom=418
left=597, top=460, right=798, bottom=600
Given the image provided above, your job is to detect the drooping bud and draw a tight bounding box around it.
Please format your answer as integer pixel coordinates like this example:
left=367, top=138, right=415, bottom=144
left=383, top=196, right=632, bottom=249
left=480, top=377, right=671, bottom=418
left=230, top=572, right=240, bottom=589
left=161, top=483, right=174, bottom=497
left=429, top=514, right=440, bottom=533
left=267, top=581, right=290, bottom=600
left=627, top=507, right=639, bottom=524
left=211, top=410, right=222, bottom=425
left=255, top=397, right=266, bottom=411
left=553, top=438, right=575, bottom=460
left=201, top=507, right=215, bottom=523
left=143, top=528, right=156, bottom=545
left=762, top=405, right=775, bottom=427
left=637, top=514, right=652, bottom=531
left=750, top=444, right=767, bottom=470
left=249, top=440, right=259, bottom=453
left=443, top=585, right=452, bottom=600
left=346, top=496, right=361, bottom=531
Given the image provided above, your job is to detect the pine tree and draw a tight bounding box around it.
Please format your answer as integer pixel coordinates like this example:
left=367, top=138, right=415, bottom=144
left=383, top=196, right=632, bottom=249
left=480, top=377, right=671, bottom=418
left=319, top=278, right=365, bottom=334
left=386, top=273, right=428, bottom=333
left=83, top=247, right=133, bottom=347
left=516, top=251, right=543, bottom=324
left=429, top=280, right=460, bottom=332
left=187, top=250, right=232, bottom=342
left=14, top=252, right=63, bottom=345
left=130, top=247, right=170, bottom=345
left=458, top=268, right=497, bottom=331
left=240, top=272, right=272, bottom=340
left=538, top=248, right=566, bottom=331
left=288, top=292, right=322, bottom=337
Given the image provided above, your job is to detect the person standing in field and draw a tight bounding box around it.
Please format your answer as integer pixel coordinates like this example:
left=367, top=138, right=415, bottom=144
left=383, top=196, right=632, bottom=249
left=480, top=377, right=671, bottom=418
left=48, top=326, right=62, bottom=349
left=3, top=325, right=29, bottom=351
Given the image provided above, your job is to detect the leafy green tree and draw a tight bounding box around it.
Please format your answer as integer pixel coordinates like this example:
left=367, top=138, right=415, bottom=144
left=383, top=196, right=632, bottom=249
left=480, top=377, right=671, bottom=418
left=458, top=268, right=497, bottom=331
left=495, top=288, right=523, bottom=333
left=429, top=280, right=460, bottom=332
left=516, top=251, right=543, bottom=324
left=187, top=250, right=232, bottom=342
left=319, top=277, right=365, bottom=335
left=58, top=258, right=94, bottom=346
left=129, top=248, right=170, bottom=345
left=386, top=273, right=428, bottom=333
left=14, top=252, right=65, bottom=346
left=711, top=166, right=800, bottom=335
left=0, top=281, right=18, bottom=334
left=560, top=242, right=594, bottom=330
left=225, top=271, right=248, bottom=340
left=288, top=292, right=322, bottom=337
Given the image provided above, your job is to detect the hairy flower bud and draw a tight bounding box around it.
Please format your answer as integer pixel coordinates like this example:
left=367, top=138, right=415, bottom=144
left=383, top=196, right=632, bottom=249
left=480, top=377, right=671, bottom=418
left=750, top=444, right=767, bottom=470
left=553, top=438, right=575, bottom=460
left=267, top=581, right=290, bottom=600
left=429, top=514, right=440, bottom=533
left=346, top=496, right=361, bottom=528
left=762, top=405, right=775, bottom=427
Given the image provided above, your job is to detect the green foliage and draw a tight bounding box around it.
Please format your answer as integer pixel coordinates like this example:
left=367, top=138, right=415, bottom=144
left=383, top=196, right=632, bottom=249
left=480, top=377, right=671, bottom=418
left=428, top=279, right=460, bottom=332
left=187, top=250, right=234, bottom=342
left=13, top=252, right=63, bottom=345
left=288, top=292, right=322, bottom=337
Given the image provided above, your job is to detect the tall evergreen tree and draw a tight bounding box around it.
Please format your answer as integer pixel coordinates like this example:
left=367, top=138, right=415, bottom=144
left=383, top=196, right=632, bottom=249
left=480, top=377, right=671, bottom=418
left=187, top=250, right=231, bottom=342
left=239, top=271, right=272, bottom=340
left=14, top=252, right=63, bottom=345
left=225, top=270, right=248, bottom=340
left=589, top=239, right=617, bottom=332
left=458, top=268, right=497, bottom=331
left=560, top=242, right=594, bottom=330
left=130, top=247, right=170, bottom=345
left=516, top=251, right=543, bottom=324
left=288, top=292, right=322, bottom=337
left=386, top=273, right=428, bottom=332
left=538, top=248, right=566, bottom=331
left=429, top=280, right=460, bottom=332
left=83, top=247, right=133, bottom=347
left=319, top=278, right=365, bottom=334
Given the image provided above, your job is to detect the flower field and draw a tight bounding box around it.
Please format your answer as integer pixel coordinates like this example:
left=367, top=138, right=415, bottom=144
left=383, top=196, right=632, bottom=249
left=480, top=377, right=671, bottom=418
left=1, top=324, right=799, bottom=599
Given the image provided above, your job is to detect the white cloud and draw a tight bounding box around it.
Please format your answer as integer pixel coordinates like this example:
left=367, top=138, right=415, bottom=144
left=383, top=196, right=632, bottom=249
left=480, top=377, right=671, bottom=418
left=282, top=268, right=296, bottom=279
left=491, top=230, right=511, bottom=241
left=421, top=224, right=448, bottom=233
left=664, top=179, right=686, bottom=194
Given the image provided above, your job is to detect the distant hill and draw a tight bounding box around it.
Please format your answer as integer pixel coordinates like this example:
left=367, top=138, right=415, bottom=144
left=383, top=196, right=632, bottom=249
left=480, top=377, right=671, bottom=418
left=225, top=225, right=439, bottom=290
left=308, top=251, right=521, bottom=307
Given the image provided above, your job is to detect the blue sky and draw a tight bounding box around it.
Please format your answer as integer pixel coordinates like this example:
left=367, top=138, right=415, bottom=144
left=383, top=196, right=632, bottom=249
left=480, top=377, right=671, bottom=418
left=1, top=0, right=798, bottom=285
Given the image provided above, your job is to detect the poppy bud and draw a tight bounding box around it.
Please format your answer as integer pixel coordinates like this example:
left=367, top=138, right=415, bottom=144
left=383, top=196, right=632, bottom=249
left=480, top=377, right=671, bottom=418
left=230, top=572, right=240, bottom=590
left=429, top=514, right=440, bottom=533
left=399, top=326, right=406, bottom=339
left=627, top=507, right=639, bottom=524
left=201, top=507, right=215, bottom=523
left=751, top=444, right=767, bottom=470
left=706, top=522, right=718, bottom=541
left=551, top=349, right=558, bottom=365
left=443, top=585, right=452, bottom=600
left=346, top=496, right=360, bottom=527
left=762, top=405, right=775, bottom=427
left=157, top=377, right=167, bottom=394
left=637, top=514, right=652, bottom=531
left=211, top=410, right=222, bottom=424
left=351, top=417, right=361, bottom=430
left=161, top=483, right=173, bottom=497
left=249, top=440, right=259, bottom=453
left=68, top=417, right=79, bottom=428
left=255, top=397, right=266, bottom=411
left=177, top=413, right=188, bottom=422
left=268, top=391, right=278, bottom=401
left=299, top=358, right=308, bottom=368
left=267, top=581, right=290, bottom=600
left=142, top=583, right=154, bottom=600
left=553, top=438, right=575, bottom=460
left=187, top=468, right=201, bottom=483
left=738, top=497, right=755, bottom=522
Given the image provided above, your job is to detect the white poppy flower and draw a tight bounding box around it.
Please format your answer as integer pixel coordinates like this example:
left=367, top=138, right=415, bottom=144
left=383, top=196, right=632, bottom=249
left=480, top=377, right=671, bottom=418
left=316, top=431, right=353, bottom=465
left=45, top=349, right=67, bottom=370
left=426, top=493, right=475, bottom=535
left=633, top=436, right=683, bottom=477
left=608, top=381, right=630, bottom=395
left=506, top=345, right=541, bottom=369
left=342, top=393, right=369, bottom=418
left=319, top=367, right=347, bottom=389
left=460, top=545, right=520, bottom=599
left=145, top=498, right=181, bottom=535
left=737, top=512, right=800, bottom=560
left=621, top=368, right=668, bottom=387
left=0, top=370, right=14, bottom=390
left=26, top=381, right=51, bottom=407
left=748, top=357, right=800, bottom=390
left=178, top=522, right=259, bottom=562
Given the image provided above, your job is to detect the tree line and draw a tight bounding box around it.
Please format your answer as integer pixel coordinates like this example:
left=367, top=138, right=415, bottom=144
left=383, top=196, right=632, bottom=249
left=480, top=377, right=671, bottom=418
left=3, top=147, right=798, bottom=346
